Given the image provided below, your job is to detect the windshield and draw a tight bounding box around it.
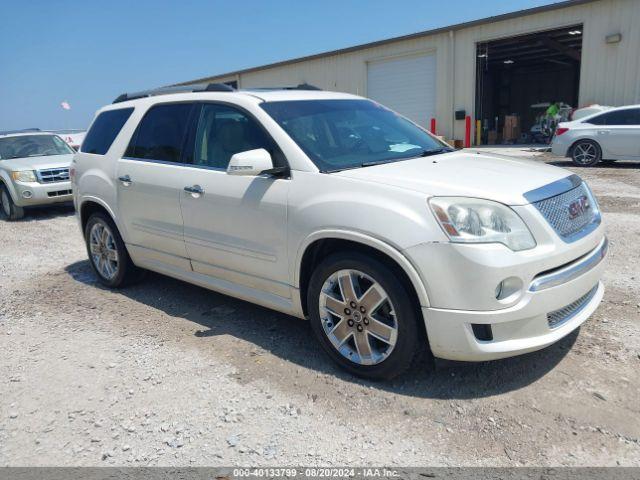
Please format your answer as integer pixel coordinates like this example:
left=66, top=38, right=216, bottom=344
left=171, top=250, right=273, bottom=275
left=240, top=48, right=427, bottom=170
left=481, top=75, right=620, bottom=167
left=0, top=134, right=74, bottom=160
left=261, top=99, right=449, bottom=172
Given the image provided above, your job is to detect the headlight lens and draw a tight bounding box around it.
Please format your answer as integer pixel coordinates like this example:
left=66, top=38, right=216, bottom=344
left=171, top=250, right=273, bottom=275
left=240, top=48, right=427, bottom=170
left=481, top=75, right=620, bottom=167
left=11, top=170, right=37, bottom=182
left=429, top=197, right=536, bottom=251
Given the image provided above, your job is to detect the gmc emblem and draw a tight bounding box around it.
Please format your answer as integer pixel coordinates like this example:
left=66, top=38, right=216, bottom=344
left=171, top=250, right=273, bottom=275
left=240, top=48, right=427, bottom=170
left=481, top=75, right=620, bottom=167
left=568, top=195, right=590, bottom=219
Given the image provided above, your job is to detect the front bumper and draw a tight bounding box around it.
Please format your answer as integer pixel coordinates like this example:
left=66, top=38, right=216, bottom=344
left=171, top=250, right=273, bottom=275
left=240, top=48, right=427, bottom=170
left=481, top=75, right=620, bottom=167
left=407, top=234, right=607, bottom=361
left=11, top=180, right=73, bottom=207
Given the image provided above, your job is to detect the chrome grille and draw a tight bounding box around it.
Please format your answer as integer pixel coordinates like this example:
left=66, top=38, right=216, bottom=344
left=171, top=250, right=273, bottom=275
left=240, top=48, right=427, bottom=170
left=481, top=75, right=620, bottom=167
left=533, top=183, right=599, bottom=242
left=36, top=167, right=70, bottom=184
left=547, top=285, right=598, bottom=329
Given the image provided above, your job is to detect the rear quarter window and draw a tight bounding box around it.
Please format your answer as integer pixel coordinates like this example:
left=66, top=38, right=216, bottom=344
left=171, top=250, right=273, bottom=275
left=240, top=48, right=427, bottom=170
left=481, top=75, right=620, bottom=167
left=81, top=108, right=134, bottom=155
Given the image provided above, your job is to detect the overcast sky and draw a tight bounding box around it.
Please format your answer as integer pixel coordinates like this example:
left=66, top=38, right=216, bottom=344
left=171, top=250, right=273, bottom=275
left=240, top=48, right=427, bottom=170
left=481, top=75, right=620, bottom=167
left=0, top=0, right=558, bottom=131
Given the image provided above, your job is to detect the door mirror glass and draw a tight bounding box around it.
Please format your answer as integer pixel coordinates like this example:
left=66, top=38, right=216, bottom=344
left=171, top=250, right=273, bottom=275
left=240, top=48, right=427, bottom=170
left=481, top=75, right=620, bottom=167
left=226, top=148, right=274, bottom=176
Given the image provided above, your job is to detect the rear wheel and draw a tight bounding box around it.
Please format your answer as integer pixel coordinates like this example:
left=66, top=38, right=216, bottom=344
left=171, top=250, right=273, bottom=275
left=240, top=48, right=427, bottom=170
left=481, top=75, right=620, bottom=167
left=571, top=140, right=601, bottom=167
left=307, top=252, right=423, bottom=380
left=84, top=212, right=143, bottom=288
left=0, top=184, right=25, bottom=221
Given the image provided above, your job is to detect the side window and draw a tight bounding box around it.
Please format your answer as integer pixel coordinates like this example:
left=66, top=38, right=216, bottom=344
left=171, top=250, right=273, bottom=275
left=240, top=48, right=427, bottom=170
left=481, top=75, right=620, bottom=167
left=81, top=108, right=134, bottom=155
left=126, top=103, right=193, bottom=162
left=193, top=104, right=281, bottom=169
left=585, top=109, right=640, bottom=126
left=584, top=114, right=606, bottom=125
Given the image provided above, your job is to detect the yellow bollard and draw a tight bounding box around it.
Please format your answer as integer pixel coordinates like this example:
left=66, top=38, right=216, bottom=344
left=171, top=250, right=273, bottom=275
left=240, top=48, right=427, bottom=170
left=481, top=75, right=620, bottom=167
left=476, top=120, right=482, bottom=146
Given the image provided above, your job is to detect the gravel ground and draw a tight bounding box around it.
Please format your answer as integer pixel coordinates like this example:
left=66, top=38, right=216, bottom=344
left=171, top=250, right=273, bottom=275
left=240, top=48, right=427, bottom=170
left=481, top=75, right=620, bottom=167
left=1, top=153, right=639, bottom=467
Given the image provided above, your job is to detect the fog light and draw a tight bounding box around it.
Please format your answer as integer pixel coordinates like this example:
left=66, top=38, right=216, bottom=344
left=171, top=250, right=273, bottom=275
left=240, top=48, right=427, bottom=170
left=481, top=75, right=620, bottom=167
left=21, top=190, right=33, bottom=199
left=495, top=277, right=523, bottom=301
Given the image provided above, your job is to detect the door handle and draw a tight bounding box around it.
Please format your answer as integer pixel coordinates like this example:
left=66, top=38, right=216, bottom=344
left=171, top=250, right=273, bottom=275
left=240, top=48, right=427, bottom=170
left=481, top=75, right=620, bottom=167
left=118, top=175, right=132, bottom=186
left=184, top=185, right=204, bottom=196
left=597, top=130, right=610, bottom=135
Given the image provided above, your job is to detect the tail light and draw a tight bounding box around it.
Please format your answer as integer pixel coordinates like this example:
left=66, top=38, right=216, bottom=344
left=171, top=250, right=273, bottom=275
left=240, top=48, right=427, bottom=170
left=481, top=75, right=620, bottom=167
left=556, top=127, right=569, bottom=136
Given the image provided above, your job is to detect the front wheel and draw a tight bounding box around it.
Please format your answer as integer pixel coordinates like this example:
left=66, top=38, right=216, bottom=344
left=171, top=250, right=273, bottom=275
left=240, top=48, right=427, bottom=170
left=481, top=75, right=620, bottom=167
left=307, top=252, right=424, bottom=380
left=0, top=184, right=25, bottom=221
left=84, top=212, right=143, bottom=288
left=571, top=140, right=601, bottom=167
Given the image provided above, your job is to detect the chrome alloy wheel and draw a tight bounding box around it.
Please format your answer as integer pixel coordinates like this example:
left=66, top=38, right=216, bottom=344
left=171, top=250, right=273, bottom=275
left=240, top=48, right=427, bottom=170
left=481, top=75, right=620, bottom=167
left=1, top=190, right=10, bottom=217
left=89, top=222, right=119, bottom=280
left=319, top=269, right=398, bottom=366
left=573, top=142, right=597, bottom=165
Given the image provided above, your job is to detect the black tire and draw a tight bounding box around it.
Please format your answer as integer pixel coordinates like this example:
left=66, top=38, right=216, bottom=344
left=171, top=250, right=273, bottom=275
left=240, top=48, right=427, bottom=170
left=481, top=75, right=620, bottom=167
left=571, top=140, right=602, bottom=167
left=84, top=212, right=144, bottom=288
left=307, top=251, right=424, bottom=380
left=0, top=184, right=25, bottom=221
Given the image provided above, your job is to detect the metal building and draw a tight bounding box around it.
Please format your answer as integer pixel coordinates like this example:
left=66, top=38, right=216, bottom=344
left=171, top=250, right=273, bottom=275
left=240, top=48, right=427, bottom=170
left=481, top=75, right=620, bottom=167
left=178, top=0, right=640, bottom=144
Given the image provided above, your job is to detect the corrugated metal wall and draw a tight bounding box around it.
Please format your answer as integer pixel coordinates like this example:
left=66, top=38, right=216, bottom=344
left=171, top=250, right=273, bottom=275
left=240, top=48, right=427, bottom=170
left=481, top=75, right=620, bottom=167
left=190, top=0, right=640, bottom=141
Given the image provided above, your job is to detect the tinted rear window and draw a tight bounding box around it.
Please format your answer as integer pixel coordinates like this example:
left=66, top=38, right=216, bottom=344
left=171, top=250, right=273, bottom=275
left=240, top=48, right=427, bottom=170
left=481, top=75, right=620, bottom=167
left=125, top=103, right=193, bottom=163
left=82, top=108, right=134, bottom=155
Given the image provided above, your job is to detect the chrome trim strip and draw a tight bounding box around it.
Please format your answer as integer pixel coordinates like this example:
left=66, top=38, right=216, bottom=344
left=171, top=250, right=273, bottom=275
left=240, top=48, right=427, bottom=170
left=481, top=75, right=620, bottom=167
left=547, top=285, right=599, bottom=329
left=523, top=174, right=582, bottom=203
left=529, top=236, right=608, bottom=292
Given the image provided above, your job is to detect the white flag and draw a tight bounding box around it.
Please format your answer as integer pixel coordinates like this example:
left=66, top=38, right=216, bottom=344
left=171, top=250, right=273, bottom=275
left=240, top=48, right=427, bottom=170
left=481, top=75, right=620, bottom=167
left=61, top=101, right=71, bottom=110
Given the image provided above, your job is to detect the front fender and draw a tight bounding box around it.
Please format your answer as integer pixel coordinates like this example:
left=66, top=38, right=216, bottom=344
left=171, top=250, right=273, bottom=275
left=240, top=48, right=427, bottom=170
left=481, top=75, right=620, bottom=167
left=293, top=229, right=431, bottom=307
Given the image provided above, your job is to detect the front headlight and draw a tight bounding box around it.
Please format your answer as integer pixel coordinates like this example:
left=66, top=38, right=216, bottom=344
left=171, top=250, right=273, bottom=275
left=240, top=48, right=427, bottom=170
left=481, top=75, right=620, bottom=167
left=429, top=197, right=536, bottom=251
left=11, top=170, right=37, bottom=183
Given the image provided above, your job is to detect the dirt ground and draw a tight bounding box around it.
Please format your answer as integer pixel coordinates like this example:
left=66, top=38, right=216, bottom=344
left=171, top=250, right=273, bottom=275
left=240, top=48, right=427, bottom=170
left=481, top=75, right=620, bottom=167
left=1, top=153, right=639, bottom=467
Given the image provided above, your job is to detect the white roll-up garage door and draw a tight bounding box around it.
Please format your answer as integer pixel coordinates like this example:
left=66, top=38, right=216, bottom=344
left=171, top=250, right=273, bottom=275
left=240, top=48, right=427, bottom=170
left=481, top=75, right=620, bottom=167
left=367, top=53, right=437, bottom=128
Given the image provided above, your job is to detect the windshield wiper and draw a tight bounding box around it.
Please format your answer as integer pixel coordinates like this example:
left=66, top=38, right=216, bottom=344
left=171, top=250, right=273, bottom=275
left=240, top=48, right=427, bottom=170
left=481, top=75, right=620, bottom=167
left=415, top=147, right=454, bottom=157
left=362, top=148, right=454, bottom=165
left=360, top=159, right=396, bottom=168
left=323, top=147, right=454, bottom=173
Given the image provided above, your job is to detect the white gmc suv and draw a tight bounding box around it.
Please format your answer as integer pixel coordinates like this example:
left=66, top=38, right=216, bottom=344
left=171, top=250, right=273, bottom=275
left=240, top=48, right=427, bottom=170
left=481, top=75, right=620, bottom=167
left=72, top=84, right=607, bottom=379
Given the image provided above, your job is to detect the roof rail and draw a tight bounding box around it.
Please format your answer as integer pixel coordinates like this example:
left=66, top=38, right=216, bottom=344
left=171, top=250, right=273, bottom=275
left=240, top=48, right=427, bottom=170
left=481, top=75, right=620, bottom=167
left=0, top=128, right=41, bottom=136
left=245, top=83, right=322, bottom=92
left=292, top=83, right=321, bottom=90
left=112, top=82, right=234, bottom=104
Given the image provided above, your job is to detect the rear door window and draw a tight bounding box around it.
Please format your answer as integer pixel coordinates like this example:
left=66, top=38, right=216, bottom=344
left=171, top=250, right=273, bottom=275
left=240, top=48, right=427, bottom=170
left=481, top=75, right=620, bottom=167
left=82, top=108, right=134, bottom=155
left=126, top=103, right=194, bottom=163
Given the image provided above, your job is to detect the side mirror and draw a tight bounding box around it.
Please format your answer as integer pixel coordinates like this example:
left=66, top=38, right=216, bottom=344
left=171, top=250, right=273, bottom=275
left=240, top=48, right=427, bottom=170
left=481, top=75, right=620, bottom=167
left=226, top=148, right=274, bottom=176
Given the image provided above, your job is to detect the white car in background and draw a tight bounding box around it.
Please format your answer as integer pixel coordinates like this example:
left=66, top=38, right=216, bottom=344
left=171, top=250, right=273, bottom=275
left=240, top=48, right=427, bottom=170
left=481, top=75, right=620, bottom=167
left=552, top=105, right=640, bottom=166
left=0, top=131, right=74, bottom=220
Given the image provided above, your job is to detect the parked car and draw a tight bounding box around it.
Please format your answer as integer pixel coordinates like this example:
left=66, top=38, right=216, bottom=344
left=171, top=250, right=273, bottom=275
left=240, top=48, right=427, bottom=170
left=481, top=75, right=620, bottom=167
left=73, top=84, right=607, bottom=379
left=552, top=104, right=640, bottom=166
left=0, top=130, right=75, bottom=220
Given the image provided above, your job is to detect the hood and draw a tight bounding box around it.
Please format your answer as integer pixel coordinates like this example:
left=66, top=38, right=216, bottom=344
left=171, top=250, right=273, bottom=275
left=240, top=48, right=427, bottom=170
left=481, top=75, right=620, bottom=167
left=1, top=154, right=74, bottom=172
left=331, top=151, right=572, bottom=205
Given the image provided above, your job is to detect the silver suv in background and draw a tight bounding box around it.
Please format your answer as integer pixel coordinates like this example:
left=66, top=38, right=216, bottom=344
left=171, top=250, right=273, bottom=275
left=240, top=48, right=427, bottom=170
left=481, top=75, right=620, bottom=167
left=0, top=131, right=75, bottom=220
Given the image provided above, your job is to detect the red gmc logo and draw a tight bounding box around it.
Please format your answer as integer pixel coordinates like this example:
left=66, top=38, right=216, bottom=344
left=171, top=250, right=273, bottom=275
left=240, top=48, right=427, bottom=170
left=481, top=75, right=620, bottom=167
left=568, top=195, right=590, bottom=219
